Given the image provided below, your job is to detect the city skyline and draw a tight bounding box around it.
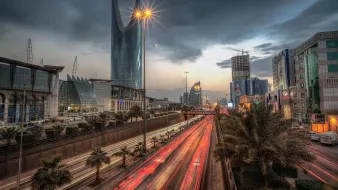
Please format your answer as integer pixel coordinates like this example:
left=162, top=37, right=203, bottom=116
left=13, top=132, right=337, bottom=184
left=0, top=0, right=337, bottom=102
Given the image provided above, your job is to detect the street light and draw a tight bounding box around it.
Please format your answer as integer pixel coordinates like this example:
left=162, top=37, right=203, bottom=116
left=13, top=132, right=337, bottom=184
left=135, top=8, right=153, bottom=152
left=17, top=82, right=26, bottom=189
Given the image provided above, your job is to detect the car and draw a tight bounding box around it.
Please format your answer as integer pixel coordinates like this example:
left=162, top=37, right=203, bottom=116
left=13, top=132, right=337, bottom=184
left=320, top=132, right=338, bottom=146
left=311, top=133, right=321, bottom=141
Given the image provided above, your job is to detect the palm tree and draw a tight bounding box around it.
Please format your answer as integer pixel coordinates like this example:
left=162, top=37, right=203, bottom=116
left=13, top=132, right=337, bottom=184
left=133, top=142, right=144, bottom=157
left=85, top=148, right=111, bottom=184
left=112, top=145, right=131, bottom=167
left=0, top=127, right=19, bottom=145
left=150, top=136, right=158, bottom=148
left=131, top=105, right=142, bottom=121
left=214, top=104, right=315, bottom=187
left=31, top=156, right=72, bottom=190
left=159, top=134, right=166, bottom=143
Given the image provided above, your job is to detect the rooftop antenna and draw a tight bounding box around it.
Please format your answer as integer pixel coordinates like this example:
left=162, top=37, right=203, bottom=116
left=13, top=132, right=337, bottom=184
left=72, top=56, right=78, bottom=76
left=27, top=39, right=33, bottom=64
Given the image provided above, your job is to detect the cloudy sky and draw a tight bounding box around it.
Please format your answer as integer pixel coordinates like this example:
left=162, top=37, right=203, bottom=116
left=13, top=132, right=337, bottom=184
left=0, top=0, right=337, bottom=102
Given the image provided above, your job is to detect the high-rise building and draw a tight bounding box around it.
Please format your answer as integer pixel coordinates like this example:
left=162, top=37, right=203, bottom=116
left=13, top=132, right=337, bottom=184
left=231, top=54, right=250, bottom=81
left=111, top=0, right=142, bottom=89
left=295, top=31, right=338, bottom=119
left=230, top=78, right=268, bottom=108
left=189, top=81, right=202, bottom=106
left=183, top=92, right=189, bottom=105
left=272, top=49, right=296, bottom=90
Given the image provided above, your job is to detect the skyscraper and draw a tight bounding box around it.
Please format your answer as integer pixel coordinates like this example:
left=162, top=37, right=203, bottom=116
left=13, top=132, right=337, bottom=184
left=111, top=0, right=142, bottom=89
left=189, top=81, right=202, bottom=106
left=231, top=54, right=250, bottom=81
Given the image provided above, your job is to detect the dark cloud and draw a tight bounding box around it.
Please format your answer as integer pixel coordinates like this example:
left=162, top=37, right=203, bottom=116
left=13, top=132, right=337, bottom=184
left=269, top=0, right=338, bottom=45
left=254, top=43, right=273, bottom=50
left=0, top=0, right=324, bottom=63
left=216, top=59, right=231, bottom=69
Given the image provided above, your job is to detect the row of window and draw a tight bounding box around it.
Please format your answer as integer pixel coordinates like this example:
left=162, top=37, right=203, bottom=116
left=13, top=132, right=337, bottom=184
left=323, top=88, right=338, bottom=97
left=323, top=101, right=338, bottom=109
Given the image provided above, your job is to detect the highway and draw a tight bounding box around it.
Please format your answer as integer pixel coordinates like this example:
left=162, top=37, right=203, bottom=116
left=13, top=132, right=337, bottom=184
left=0, top=116, right=202, bottom=190
left=112, top=116, right=213, bottom=190
left=302, top=142, right=338, bottom=186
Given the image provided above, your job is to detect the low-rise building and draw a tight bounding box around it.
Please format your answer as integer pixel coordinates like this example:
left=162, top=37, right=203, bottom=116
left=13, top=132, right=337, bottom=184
left=0, top=57, right=64, bottom=123
left=239, top=95, right=265, bottom=111
left=89, top=79, right=112, bottom=112
left=111, top=84, right=144, bottom=112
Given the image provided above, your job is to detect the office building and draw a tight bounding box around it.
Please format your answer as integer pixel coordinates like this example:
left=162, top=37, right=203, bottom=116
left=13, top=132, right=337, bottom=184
left=111, top=84, right=144, bottom=113
left=0, top=57, right=64, bottom=123
left=295, top=31, right=338, bottom=122
left=111, top=0, right=142, bottom=89
left=230, top=78, right=268, bottom=108
left=272, top=49, right=296, bottom=90
left=183, top=92, right=189, bottom=105
left=219, top=98, right=228, bottom=108
left=89, top=79, right=112, bottom=112
left=189, top=81, right=202, bottom=106
left=231, top=54, right=250, bottom=81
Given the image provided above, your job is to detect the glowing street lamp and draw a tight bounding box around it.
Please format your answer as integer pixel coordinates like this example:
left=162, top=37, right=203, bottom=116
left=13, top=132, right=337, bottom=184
left=134, top=8, right=154, bottom=152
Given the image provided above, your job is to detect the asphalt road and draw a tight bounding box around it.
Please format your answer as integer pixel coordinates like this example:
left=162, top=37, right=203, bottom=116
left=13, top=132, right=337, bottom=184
left=302, top=141, right=338, bottom=186
left=112, top=116, right=213, bottom=190
left=0, top=116, right=202, bottom=190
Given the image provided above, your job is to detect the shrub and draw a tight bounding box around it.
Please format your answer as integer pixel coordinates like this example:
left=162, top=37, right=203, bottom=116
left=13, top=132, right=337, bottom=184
left=78, top=123, right=93, bottom=132
left=94, top=122, right=105, bottom=130
left=65, top=126, right=80, bottom=136
left=295, top=179, right=323, bottom=190
left=27, top=125, right=44, bottom=138
left=15, top=131, right=35, bottom=144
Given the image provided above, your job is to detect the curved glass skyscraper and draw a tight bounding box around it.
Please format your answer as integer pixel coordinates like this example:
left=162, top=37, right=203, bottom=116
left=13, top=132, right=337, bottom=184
left=111, top=0, right=142, bottom=89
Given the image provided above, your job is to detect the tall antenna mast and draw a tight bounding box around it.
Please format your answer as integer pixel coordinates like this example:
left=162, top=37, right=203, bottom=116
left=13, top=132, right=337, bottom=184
left=72, top=56, right=78, bottom=76
left=27, top=39, right=33, bottom=64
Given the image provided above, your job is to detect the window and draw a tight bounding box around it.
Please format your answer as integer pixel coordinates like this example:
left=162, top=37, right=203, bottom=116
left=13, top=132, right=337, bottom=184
left=301, top=93, right=305, bottom=98
left=300, top=73, right=304, bottom=79
left=301, top=103, right=305, bottom=108
left=300, top=83, right=305, bottom=88
left=327, top=52, right=338, bottom=60
left=328, top=64, right=338, bottom=72
left=326, top=40, right=338, bottom=48
left=294, top=103, right=298, bottom=108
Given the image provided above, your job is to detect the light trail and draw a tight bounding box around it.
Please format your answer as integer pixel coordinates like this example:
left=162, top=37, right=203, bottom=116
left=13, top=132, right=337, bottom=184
left=180, top=117, right=213, bottom=190
left=113, top=118, right=208, bottom=190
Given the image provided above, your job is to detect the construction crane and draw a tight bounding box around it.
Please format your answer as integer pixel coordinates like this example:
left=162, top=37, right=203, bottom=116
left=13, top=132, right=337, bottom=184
left=72, top=56, right=78, bottom=76
left=226, top=47, right=249, bottom=55
left=27, top=39, right=33, bottom=64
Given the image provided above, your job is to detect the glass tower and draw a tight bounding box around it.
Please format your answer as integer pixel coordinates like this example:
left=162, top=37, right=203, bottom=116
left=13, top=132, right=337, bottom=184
left=111, top=0, right=142, bottom=89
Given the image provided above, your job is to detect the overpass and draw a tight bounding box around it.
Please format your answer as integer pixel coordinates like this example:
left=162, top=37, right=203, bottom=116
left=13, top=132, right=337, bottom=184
left=183, top=110, right=216, bottom=115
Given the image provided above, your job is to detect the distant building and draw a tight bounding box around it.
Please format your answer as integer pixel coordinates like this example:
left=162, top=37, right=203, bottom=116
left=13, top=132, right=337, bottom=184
left=89, top=79, right=112, bottom=112
left=239, top=94, right=266, bottom=111
left=0, top=57, right=64, bottom=123
left=231, top=54, right=250, bottom=81
left=189, top=81, right=202, bottom=106
left=219, top=98, right=228, bottom=108
left=59, top=75, right=98, bottom=114
left=179, top=95, right=183, bottom=104
left=149, top=97, right=180, bottom=110
left=183, top=92, right=189, bottom=105
left=111, top=84, right=144, bottom=113
left=230, top=77, right=268, bottom=108
left=272, top=49, right=296, bottom=90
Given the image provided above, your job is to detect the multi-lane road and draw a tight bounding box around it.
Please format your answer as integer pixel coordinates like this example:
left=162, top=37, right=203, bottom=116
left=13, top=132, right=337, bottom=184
left=302, top=142, right=338, bottom=186
left=111, top=116, right=214, bottom=190
left=0, top=116, right=202, bottom=190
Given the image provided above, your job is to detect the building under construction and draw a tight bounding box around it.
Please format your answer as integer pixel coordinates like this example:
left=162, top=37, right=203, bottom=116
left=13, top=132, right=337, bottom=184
left=231, top=54, right=250, bottom=81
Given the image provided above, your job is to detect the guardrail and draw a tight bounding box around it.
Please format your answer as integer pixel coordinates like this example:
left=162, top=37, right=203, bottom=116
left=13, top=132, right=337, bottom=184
left=214, top=114, right=237, bottom=190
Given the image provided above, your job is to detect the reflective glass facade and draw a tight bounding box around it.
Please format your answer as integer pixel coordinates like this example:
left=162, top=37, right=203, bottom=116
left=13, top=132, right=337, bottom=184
left=111, top=0, right=142, bottom=89
left=59, top=75, right=98, bottom=113
left=189, top=82, right=202, bottom=106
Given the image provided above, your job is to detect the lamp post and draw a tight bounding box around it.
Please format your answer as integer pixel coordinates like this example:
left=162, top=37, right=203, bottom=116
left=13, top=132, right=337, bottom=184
left=184, top=71, right=189, bottom=128
left=135, top=8, right=152, bottom=152
left=17, top=82, right=26, bottom=189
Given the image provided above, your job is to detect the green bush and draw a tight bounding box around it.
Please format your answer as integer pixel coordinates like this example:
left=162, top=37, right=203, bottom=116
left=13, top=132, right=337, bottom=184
left=94, top=122, right=105, bottom=130
left=78, top=123, right=93, bottom=132
left=27, top=125, right=44, bottom=138
left=45, top=129, right=62, bottom=139
left=65, top=126, right=79, bottom=135
left=15, top=131, right=35, bottom=144
left=295, top=179, right=323, bottom=190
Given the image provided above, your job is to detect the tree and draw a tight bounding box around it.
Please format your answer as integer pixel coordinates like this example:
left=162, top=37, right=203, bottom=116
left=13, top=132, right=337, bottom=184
left=272, top=163, right=297, bottom=184
left=165, top=131, right=171, bottom=139
left=149, top=109, right=156, bottom=115
left=150, top=136, right=158, bottom=148
left=131, top=105, right=142, bottom=121
left=133, top=142, right=145, bottom=157
left=214, top=103, right=315, bottom=187
left=0, top=127, right=19, bottom=145
left=85, top=148, right=111, bottom=184
left=112, top=146, right=131, bottom=167
left=32, top=156, right=72, bottom=190
left=159, top=134, right=166, bottom=143
left=127, top=110, right=136, bottom=122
